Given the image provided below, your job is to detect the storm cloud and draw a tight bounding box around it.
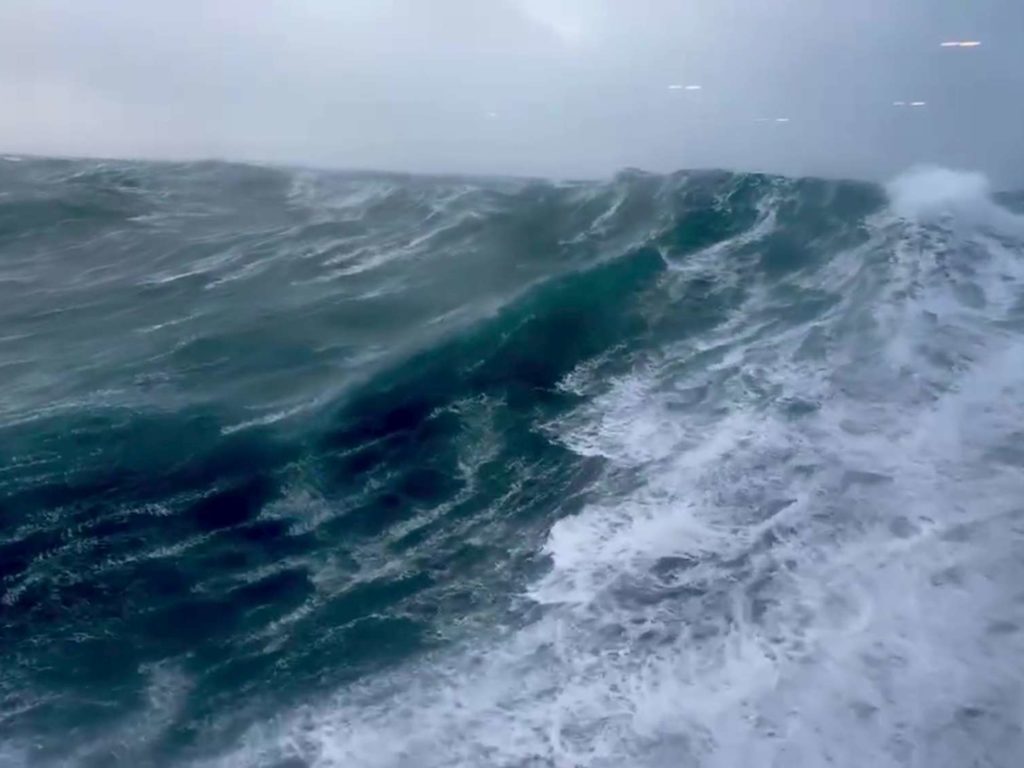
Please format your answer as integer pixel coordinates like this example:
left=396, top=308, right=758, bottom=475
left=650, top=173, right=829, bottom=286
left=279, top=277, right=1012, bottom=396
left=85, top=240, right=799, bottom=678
left=1, top=0, right=1021, bottom=184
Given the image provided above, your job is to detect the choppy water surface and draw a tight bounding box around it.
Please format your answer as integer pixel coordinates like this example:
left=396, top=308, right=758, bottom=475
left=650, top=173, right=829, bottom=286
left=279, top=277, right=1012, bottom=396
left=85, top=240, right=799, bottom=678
left=2, top=156, right=1023, bottom=767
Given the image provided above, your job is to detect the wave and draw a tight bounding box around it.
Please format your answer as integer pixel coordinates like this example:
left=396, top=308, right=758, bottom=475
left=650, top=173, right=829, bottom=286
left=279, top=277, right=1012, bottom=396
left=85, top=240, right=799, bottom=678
left=0, top=158, right=1022, bottom=766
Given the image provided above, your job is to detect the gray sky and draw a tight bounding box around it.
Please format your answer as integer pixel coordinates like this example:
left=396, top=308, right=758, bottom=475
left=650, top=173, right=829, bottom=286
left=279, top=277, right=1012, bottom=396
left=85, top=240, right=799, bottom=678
left=1, top=0, right=1022, bottom=185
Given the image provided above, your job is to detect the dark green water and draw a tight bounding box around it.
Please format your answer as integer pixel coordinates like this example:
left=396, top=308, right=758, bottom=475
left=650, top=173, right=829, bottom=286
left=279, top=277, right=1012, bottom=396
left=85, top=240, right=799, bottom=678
left=2, top=157, right=1024, bottom=767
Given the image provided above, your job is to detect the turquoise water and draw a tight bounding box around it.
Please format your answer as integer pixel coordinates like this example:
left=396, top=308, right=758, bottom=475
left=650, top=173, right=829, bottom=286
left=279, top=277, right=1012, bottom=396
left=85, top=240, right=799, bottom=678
left=2, top=157, right=1023, bottom=767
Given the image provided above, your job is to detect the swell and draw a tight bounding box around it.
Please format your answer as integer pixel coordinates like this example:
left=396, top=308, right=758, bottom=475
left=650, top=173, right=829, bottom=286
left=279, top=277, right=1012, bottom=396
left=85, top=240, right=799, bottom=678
left=0, top=228, right=672, bottom=760
left=2, top=157, right=1019, bottom=767
left=211, top=171, right=1024, bottom=768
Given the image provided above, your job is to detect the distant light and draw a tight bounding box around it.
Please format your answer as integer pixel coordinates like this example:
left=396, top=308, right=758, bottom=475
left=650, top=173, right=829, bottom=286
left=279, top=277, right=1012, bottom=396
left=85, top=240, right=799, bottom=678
left=910, top=101, right=927, bottom=107
left=941, top=40, right=981, bottom=47
left=684, top=84, right=702, bottom=91
left=753, top=117, right=772, bottom=122
left=775, top=117, right=790, bottom=123
left=668, top=84, right=684, bottom=90
left=486, top=111, right=499, bottom=119
left=893, top=101, right=906, bottom=106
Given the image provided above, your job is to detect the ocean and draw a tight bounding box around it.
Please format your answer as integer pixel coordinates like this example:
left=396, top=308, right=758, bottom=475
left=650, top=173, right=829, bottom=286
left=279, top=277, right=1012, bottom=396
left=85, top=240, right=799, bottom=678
left=2, top=156, right=1023, bottom=767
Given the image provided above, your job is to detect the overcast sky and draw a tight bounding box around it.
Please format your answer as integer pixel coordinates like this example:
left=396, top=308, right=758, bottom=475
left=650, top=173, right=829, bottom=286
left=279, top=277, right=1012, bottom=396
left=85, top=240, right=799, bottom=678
left=1, top=0, right=1021, bottom=185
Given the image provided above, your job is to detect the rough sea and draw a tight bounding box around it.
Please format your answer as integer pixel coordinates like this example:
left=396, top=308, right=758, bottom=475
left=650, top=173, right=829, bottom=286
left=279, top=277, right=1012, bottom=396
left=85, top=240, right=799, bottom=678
left=2, top=155, right=1024, bottom=767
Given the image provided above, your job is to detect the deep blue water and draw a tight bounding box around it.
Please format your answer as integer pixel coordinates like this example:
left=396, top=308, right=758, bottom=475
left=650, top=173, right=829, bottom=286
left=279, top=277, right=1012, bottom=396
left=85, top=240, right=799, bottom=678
left=2, top=156, right=1024, bottom=767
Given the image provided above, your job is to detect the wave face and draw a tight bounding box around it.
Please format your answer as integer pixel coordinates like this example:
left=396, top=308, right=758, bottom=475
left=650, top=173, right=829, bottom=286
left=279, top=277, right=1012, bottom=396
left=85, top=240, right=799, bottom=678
left=2, top=156, right=1024, bottom=768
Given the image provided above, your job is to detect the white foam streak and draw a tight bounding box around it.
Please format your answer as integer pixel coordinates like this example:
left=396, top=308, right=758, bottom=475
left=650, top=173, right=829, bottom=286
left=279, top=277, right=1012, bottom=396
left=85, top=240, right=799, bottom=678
left=211, top=179, right=1024, bottom=768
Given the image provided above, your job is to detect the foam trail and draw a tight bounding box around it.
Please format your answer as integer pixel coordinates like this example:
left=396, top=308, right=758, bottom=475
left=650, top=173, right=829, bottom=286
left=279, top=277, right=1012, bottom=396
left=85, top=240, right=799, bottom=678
left=203, top=179, right=1024, bottom=768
